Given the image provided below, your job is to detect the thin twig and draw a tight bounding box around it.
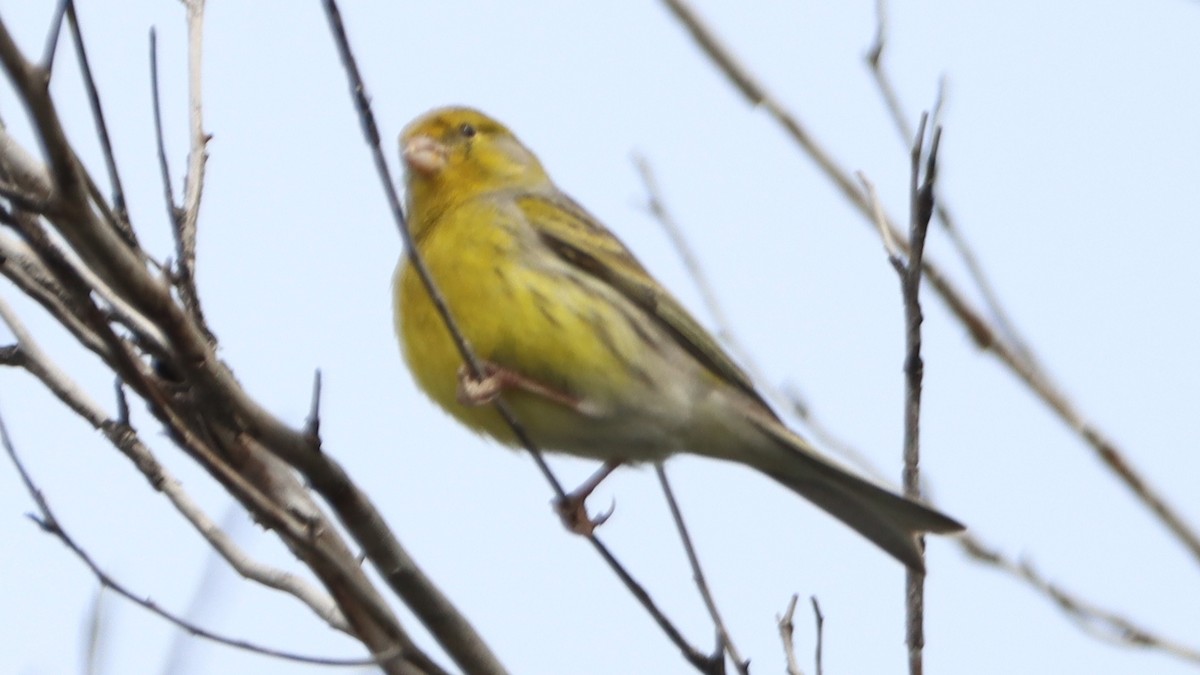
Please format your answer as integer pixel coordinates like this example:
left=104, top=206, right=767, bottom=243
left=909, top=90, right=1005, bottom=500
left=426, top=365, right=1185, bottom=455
left=903, top=116, right=939, bottom=675
left=659, top=0, right=1200, bottom=580
left=634, top=155, right=886, bottom=481
left=0, top=199, right=159, bottom=381
left=656, top=464, right=743, bottom=675
left=0, top=232, right=413, bottom=661
left=174, top=0, right=210, bottom=328
left=6, top=210, right=166, bottom=353
left=65, top=0, right=132, bottom=231
left=3, top=8, right=351, bottom=477
left=305, top=369, right=322, bottom=440
left=113, top=379, right=129, bottom=423
left=147, top=21, right=210, bottom=336
left=148, top=29, right=181, bottom=245
left=810, top=596, right=824, bottom=675
left=630, top=123, right=1200, bottom=671
left=582, top=534, right=721, bottom=673
left=0, top=18, right=115, bottom=265
left=0, top=232, right=109, bottom=357
left=0, top=407, right=389, bottom=668
left=864, top=0, right=911, bottom=144
left=631, top=198, right=1200, bottom=668
left=1, top=15, right=457, bottom=674
left=777, top=594, right=803, bottom=675
left=0, top=296, right=353, bottom=633
left=17, top=215, right=167, bottom=351
left=857, top=172, right=901, bottom=264
left=861, top=115, right=942, bottom=675
left=871, top=113, right=943, bottom=673
left=672, top=266, right=1200, bottom=666
left=321, top=3, right=716, bottom=672
left=959, top=532, right=1200, bottom=664
left=864, top=0, right=1035, bottom=365
left=39, top=0, right=70, bottom=72
left=863, top=116, right=940, bottom=675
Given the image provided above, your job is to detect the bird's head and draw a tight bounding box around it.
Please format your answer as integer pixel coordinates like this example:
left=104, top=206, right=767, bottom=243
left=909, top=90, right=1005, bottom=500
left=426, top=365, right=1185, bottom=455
left=400, top=108, right=550, bottom=217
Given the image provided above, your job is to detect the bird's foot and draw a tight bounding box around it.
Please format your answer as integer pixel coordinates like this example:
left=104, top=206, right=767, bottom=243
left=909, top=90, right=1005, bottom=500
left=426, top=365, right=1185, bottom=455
left=456, top=362, right=509, bottom=405
left=552, top=460, right=622, bottom=536
left=554, top=493, right=615, bottom=536
left=456, top=361, right=584, bottom=410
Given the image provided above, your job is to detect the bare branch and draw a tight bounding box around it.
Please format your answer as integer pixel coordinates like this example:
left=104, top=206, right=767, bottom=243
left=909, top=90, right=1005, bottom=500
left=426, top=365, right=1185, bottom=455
left=900, top=115, right=939, bottom=675
left=3, top=59, right=430, bottom=675
left=0, top=409, right=389, bottom=668
left=810, top=597, right=824, bottom=675
left=173, top=0, right=210, bottom=327
left=65, top=0, right=134, bottom=234
left=959, top=533, right=1200, bottom=665
left=113, top=378, right=130, bottom=423
left=790, top=360, right=1200, bottom=666
left=865, top=0, right=1037, bottom=368
left=315, top=9, right=515, bottom=675
left=40, top=0, right=70, bottom=73
left=0, top=125, right=57, bottom=203
left=0, top=176, right=53, bottom=212
left=777, top=594, right=804, bottom=675
left=0, top=296, right=353, bottom=633
left=0, top=231, right=108, bottom=357
left=631, top=110, right=1200, bottom=670
left=0, top=8, right=502, bottom=673
left=305, top=369, right=322, bottom=441
left=658, top=0, right=1200, bottom=572
left=856, top=171, right=903, bottom=269
left=149, top=29, right=181, bottom=243
left=0, top=185, right=165, bottom=358
left=0, top=19, right=161, bottom=312
left=656, top=464, right=743, bottom=675
left=582, top=533, right=719, bottom=674
left=0, top=20, right=87, bottom=211
left=864, top=0, right=911, bottom=150
left=864, top=114, right=941, bottom=675
left=3, top=23, right=462, bottom=670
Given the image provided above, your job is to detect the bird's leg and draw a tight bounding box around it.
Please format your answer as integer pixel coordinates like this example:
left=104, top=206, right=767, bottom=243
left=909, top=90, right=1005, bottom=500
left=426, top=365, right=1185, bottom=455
left=554, top=460, right=622, bottom=536
left=457, top=360, right=616, bottom=534
left=456, top=361, right=582, bottom=410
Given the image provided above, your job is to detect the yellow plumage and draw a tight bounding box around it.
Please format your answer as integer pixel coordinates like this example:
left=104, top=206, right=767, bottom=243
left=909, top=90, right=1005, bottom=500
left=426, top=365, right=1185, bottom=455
left=395, top=107, right=963, bottom=571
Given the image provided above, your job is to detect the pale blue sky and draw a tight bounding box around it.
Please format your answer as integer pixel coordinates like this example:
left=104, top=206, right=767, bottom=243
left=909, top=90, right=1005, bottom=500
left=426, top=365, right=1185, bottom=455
left=1, top=2, right=1198, bottom=674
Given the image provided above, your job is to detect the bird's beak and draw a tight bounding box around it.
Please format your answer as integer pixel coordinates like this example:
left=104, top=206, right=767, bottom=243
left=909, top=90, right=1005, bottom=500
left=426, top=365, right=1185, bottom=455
left=402, top=135, right=447, bottom=176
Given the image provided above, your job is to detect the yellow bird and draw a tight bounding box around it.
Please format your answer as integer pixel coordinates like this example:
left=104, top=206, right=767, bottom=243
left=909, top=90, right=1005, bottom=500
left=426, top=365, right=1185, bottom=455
left=394, top=107, right=963, bottom=571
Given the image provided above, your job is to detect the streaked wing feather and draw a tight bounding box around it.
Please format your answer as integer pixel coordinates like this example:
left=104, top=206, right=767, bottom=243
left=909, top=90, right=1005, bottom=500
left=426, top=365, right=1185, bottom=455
left=518, top=192, right=777, bottom=418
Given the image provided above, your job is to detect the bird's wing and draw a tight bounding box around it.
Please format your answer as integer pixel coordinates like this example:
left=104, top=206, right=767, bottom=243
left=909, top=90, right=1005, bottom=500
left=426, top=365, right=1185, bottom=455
left=517, top=191, right=778, bottom=418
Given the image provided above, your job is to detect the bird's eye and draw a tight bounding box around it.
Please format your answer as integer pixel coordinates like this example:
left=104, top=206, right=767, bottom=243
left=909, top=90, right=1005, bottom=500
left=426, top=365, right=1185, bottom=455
left=459, top=123, right=477, bottom=138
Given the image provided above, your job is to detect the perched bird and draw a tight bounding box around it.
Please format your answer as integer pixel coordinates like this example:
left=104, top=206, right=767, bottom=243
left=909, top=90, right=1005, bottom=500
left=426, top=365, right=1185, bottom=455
left=394, top=107, right=963, bottom=572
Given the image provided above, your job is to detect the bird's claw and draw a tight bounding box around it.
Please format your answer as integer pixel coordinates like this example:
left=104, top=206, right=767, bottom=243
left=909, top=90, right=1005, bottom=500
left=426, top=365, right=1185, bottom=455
left=554, top=494, right=616, bottom=537
left=456, top=363, right=504, bottom=406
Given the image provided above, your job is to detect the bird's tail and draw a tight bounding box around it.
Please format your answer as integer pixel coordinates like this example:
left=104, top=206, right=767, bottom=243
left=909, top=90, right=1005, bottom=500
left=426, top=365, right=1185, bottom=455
left=748, top=420, right=964, bottom=572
